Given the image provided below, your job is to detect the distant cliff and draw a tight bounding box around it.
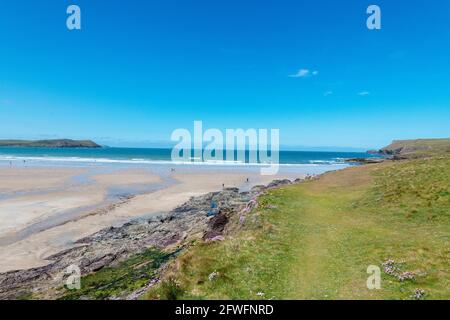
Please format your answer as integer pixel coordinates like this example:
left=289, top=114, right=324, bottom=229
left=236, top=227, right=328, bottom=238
left=0, top=139, right=102, bottom=148
left=377, top=138, right=450, bottom=159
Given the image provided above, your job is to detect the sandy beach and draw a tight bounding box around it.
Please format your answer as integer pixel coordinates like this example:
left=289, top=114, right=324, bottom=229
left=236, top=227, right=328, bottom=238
left=0, top=164, right=302, bottom=272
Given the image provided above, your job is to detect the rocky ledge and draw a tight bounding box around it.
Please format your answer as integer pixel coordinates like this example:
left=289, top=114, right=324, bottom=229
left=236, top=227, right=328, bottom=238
left=0, top=179, right=294, bottom=300
left=345, top=158, right=386, bottom=164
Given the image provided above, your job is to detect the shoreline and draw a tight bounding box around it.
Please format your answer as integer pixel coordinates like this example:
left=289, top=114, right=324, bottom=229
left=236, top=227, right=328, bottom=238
left=0, top=163, right=308, bottom=273
left=0, top=177, right=296, bottom=299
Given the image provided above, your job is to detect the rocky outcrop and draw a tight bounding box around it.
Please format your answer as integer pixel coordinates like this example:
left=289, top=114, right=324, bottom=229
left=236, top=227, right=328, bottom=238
left=345, top=158, right=386, bottom=164
left=0, top=180, right=294, bottom=300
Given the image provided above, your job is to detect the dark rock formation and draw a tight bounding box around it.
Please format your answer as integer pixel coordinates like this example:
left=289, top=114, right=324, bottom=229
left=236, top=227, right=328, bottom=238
left=345, top=158, right=386, bottom=164
left=266, top=179, right=292, bottom=189
left=203, top=211, right=229, bottom=241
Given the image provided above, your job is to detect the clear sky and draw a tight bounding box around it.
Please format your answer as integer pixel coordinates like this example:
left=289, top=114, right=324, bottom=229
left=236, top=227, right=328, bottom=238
left=0, top=0, right=449, bottom=150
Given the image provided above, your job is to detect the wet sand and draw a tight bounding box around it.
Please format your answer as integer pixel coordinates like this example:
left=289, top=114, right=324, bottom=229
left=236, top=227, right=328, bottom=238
left=0, top=165, right=302, bottom=272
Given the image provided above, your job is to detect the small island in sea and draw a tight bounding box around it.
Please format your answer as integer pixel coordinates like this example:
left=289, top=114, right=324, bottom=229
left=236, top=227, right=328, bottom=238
left=0, top=139, right=101, bottom=148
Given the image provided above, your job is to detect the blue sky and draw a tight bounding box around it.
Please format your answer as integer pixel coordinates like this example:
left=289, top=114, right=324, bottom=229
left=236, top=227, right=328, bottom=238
left=0, top=0, right=449, bottom=150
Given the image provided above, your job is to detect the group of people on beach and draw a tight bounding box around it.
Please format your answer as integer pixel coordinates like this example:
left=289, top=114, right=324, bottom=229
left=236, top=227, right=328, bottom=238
left=8, top=160, right=27, bottom=166
left=221, top=177, right=250, bottom=189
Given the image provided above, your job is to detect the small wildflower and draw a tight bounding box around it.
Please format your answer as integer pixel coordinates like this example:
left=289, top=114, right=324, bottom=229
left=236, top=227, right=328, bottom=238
left=208, top=271, right=219, bottom=281
left=256, top=292, right=265, bottom=297
left=411, top=288, right=425, bottom=300
left=382, top=259, right=397, bottom=275
left=397, top=271, right=415, bottom=282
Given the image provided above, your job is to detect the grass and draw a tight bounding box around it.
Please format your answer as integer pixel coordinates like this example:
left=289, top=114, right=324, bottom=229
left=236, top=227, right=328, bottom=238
left=143, top=157, right=450, bottom=300
left=60, top=248, right=176, bottom=300
left=370, top=157, right=450, bottom=222
left=381, top=138, right=450, bottom=158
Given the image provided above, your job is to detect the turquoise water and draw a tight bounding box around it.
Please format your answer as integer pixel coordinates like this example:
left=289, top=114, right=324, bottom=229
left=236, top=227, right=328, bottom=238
left=0, top=147, right=376, bottom=166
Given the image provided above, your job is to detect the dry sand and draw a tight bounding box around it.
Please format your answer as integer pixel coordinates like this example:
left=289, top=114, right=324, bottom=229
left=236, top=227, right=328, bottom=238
left=0, top=166, right=302, bottom=272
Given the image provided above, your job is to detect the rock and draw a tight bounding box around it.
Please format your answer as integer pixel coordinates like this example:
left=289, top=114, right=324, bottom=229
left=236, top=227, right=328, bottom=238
left=203, top=212, right=229, bottom=242
left=345, top=158, right=385, bottom=164
left=223, top=187, right=240, bottom=193
left=267, top=179, right=292, bottom=189
left=250, top=185, right=266, bottom=193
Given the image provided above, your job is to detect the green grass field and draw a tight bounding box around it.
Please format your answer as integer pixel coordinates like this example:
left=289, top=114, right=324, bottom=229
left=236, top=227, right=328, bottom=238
left=144, top=157, right=449, bottom=300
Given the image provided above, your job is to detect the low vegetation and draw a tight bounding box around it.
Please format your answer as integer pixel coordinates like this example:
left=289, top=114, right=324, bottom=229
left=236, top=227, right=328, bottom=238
left=60, top=248, right=177, bottom=300
left=144, top=157, right=449, bottom=300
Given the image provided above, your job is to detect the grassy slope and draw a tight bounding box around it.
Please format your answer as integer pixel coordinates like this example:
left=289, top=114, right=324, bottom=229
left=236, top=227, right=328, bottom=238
left=144, top=157, right=449, bottom=300
left=381, top=138, right=450, bottom=158
left=60, top=248, right=176, bottom=300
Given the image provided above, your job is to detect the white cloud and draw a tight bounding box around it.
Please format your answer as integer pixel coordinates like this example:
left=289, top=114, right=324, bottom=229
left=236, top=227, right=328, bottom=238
left=324, top=91, right=333, bottom=96
left=289, top=69, right=319, bottom=78
left=289, top=69, right=310, bottom=78
left=358, top=91, right=370, bottom=96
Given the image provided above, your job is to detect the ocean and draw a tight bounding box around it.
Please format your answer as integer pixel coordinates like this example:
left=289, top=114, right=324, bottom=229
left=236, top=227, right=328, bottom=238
left=0, top=147, right=376, bottom=167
